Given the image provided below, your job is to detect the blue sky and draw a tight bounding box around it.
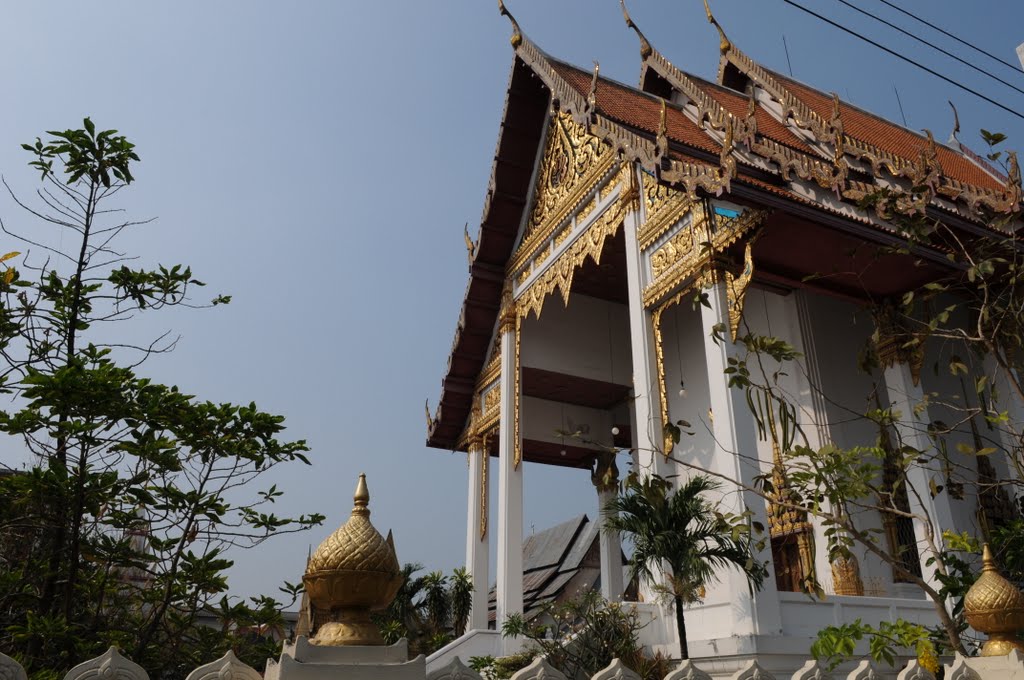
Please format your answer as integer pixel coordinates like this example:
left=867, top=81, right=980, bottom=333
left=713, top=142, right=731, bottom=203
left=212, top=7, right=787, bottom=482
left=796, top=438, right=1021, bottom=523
left=2, top=1, right=1022, bottom=602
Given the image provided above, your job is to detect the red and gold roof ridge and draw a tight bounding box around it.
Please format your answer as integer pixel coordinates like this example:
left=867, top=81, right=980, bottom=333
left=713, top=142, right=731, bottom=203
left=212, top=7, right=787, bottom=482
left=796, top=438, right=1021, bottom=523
left=621, top=0, right=1020, bottom=216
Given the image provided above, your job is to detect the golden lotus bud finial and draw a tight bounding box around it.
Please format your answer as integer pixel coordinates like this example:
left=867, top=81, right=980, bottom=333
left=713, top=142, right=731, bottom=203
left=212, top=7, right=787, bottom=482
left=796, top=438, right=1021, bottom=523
left=302, top=474, right=402, bottom=646
left=964, top=543, right=1024, bottom=656
left=353, top=473, right=369, bottom=514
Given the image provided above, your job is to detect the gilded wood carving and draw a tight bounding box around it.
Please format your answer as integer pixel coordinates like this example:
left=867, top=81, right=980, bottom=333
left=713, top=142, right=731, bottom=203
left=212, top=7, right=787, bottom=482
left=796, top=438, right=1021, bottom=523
left=516, top=164, right=634, bottom=322
left=638, top=172, right=693, bottom=251
left=643, top=203, right=767, bottom=308
left=510, top=111, right=615, bottom=275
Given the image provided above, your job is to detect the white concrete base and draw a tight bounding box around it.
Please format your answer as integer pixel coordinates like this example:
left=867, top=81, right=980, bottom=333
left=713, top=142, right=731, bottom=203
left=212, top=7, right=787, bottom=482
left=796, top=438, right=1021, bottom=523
left=266, top=638, right=425, bottom=680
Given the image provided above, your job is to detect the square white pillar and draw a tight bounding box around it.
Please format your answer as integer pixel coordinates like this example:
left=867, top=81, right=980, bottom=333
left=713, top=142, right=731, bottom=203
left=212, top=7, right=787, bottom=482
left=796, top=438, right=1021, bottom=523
left=882, top=361, right=958, bottom=590
left=465, top=443, right=490, bottom=632
left=495, top=323, right=523, bottom=641
left=699, top=279, right=783, bottom=638
left=597, top=484, right=624, bottom=602
left=622, top=197, right=672, bottom=478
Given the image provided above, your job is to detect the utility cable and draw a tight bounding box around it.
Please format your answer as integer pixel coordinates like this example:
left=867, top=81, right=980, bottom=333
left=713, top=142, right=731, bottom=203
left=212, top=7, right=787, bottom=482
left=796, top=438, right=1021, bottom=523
left=874, top=0, right=1023, bottom=75
left=781, top=0, right=1024, bottom=122
left=834, top=0, right=1024, bottom=98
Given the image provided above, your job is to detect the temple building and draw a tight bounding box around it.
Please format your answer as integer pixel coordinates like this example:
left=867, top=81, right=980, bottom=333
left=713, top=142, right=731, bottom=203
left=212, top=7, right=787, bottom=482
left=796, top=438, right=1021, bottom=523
left=425, top=2, right=1023, bottom=671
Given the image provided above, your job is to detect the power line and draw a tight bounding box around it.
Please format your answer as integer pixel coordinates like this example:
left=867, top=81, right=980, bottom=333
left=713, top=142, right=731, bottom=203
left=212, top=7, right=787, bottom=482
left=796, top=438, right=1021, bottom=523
left=833, top=0, right=1024, bottom=98
left=780, top=0, right=1024, bottom=122
left=873, top=0, right=1023, bottom=74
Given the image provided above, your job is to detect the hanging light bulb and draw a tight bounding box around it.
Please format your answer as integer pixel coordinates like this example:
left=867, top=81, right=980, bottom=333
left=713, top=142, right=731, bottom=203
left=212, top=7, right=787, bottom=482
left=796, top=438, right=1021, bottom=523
left=679, top=380, right=687, bottom=398
left=611, top=426, right=620, bottom=436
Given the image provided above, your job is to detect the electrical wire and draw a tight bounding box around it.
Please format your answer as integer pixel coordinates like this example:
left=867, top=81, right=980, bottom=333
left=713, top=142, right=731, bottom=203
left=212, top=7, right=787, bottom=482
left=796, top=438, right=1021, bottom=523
left=874, top=0, right=1023, bottom=74
left=833, top=0, right=1024, bottom=98
left=781, top=0, right=1024, bottom=122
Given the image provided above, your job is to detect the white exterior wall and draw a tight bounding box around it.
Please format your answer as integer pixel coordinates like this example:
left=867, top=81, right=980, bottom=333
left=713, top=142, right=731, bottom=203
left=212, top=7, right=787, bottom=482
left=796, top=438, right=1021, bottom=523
left=520, top=294, right=631, bottom=386
left=659, top=302, right=719, bottom=480
left=521, top=396, right=615, bottom=451
left=801, top=293, right=900, bottom=596
left=918, top=334, right=989, bottom=540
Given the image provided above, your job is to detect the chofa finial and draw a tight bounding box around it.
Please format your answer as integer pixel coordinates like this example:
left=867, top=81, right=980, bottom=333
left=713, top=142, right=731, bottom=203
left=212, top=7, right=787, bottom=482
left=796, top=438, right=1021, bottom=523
left=620, top=0, right=652, bottom=60
left=948, top=100, right=961, bottom=143
left=498, top=0, right=523, bottom=49
left=703, top=0, right=732, bottom=54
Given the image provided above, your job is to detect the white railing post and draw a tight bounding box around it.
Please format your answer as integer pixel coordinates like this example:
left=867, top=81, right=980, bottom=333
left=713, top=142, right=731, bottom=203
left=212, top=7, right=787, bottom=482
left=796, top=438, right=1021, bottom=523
left=64, top=647, right=149, bottom=680
left=0, top=651, right=27, bottom=680
left=184, top=651, right=262, bottom=680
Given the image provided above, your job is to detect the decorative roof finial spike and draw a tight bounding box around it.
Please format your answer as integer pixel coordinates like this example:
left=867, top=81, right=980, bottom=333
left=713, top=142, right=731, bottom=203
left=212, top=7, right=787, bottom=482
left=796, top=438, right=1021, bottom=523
left=703, top=0, right=732, bottom=55
left=463, top=222, right=476, bottom=269
left=655, top=99, right=669, bottom=158
left=1007, top=151, right=1021, bottom=210
left=620, top=0, right=652, bottom=61
left=497, top=0, right=523, bottom=49
left=948, top=101, right=961, bottom=143
left=587, top=61, right=600, bottom=113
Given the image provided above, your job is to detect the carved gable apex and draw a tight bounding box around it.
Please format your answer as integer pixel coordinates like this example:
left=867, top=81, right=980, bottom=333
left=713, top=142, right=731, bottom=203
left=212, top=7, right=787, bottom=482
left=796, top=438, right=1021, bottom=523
left=510, top=111, right=616, bottom=278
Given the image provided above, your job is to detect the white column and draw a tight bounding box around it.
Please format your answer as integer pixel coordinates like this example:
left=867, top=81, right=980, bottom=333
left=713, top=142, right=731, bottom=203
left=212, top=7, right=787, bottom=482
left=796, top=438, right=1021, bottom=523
left=465, top=441, right=490, bottom=632
left=700, top=279, right=783, bottom=638
left=495, top=321, right=523, bottom=642
left=621, top=188, right=672, bottom=479
left=788, top=291, right=842, bottom=594
left=594, top=453, right=624, bottom=601
left=882, top=361, right=958, bottom=590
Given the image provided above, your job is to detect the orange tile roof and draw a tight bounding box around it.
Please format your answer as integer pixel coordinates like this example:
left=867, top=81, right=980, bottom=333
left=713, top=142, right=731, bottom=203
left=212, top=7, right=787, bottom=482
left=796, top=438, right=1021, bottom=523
left=550, top=61, right=720, bottom=154
left=685, top=73, right=816, bottom=155
left=773, top=71, right=1004, bottom=192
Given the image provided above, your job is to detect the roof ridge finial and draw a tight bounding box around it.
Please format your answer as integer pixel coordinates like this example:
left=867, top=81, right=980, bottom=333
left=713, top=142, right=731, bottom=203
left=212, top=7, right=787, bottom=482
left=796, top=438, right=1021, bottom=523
left=497, top=0, right=523, bottom=49
left=1006, top=151, right=1021, bottom=209
left=703, top=0, right=732, bottom=55
left=655, top=98, right=669, bottom=158
left=948, top=100, right=961, bottom=143
left=587, top=61, right=600, bottom=113
left=620, top=0, right=652, bottom=61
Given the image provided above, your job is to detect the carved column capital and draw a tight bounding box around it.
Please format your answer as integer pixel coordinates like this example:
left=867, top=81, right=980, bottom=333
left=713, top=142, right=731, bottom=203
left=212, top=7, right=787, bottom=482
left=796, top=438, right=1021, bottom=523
left=591, top=450, right=620, bottom=494
left=498, top=281, right=517, bottom=335
left=872, top=302, right=924, bottom=385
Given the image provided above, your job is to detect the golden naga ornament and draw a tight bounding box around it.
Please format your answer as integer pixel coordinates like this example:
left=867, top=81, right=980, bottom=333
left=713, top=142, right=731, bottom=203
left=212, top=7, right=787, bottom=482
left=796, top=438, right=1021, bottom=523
left=964, top=544, right=1024, bottom=656
left=303, top=474, right=402, bottom=646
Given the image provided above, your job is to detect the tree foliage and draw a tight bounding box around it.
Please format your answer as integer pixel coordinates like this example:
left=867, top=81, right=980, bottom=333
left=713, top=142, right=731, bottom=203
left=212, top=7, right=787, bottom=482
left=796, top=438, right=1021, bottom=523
left=484, top=591, right=670, bottom=680
left=0, top=120, right=323, bottom=679
left=373, top=564, right=473, bottom=657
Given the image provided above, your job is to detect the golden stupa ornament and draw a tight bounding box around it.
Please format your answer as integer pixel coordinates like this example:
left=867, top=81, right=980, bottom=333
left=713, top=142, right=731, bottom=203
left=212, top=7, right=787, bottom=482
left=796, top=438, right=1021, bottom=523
left=303, top=474, right=402, bottom=646
left=964, top=544, right=1024, bottom=656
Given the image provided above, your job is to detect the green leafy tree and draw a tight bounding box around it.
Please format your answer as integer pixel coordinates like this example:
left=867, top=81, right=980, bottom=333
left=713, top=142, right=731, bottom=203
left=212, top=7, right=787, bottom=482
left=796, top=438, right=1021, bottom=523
left=0, top=120, right=323, bottom=678
left=602, top=473, right=767, bottom=660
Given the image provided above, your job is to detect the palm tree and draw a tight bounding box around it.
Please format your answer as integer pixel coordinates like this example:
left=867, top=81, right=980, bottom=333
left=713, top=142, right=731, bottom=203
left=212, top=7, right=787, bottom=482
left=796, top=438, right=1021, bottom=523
left=448, top=567, right=473, bottom=637
left=603, top=473, right=767, bottom=659
left=421, top=570, right=450, bottom=635
left=380, top=562, right=425, bottom=635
